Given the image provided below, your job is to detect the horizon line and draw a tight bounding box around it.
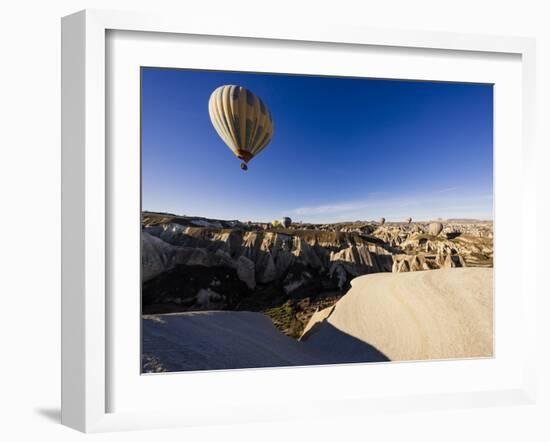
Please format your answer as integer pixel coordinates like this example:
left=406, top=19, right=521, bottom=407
left=142, top=209, right=493, bottom=224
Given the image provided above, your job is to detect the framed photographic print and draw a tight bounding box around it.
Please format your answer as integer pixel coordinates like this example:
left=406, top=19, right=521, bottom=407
left=61, top=9, right=538, bottom=432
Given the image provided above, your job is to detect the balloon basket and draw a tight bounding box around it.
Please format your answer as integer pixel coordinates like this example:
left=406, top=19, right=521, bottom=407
left=240, top=163, right=248, bottom=171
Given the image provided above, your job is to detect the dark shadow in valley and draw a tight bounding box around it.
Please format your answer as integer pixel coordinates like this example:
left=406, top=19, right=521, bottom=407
left=301, top=320, right=390, bottom=364
left=446, top=232, right=462, bottom=240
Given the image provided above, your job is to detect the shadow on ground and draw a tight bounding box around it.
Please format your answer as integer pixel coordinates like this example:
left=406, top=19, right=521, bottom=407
left=34, top=408, right=61, bottom=423
left=142, top=311, right=389, bottom=373
left=301, top=320, right=390, bottom=364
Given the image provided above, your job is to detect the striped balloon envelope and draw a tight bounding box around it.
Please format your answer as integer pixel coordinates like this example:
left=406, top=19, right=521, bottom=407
left=208, top=85, right=274, bottom=170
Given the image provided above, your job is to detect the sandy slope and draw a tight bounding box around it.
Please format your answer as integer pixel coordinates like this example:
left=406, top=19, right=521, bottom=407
left=302, top=268, right=493, bottom=361
left=142, top=268, right=493, bottom=372
left=142, top=311, right=328, bottom=372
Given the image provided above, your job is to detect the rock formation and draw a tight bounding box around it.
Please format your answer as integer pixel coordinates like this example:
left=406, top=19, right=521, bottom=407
left=428, top=221, right=443, bottom=236
left=142, top=268, right=493, bottom=372
left=142, top=226, right=395, bottom=309
left=142, top=212, right=493, bottom=334
left=301, top=268, right=493, bottom=362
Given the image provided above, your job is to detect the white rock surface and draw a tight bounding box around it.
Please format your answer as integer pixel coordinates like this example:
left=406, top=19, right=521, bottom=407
left=302, top=268, right=493, bottom=361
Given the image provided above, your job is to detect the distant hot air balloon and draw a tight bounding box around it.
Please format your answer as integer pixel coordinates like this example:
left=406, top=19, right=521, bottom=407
left=428, top=222, right=443, bottom=236
left=379, top=217, right=386, bottom=225
left=406, top=217, right=412, bottom=224
left=281, top=217, right=292, bottom=228
left=271, top=219, right=282, bottom=228
left=208, top=85, right=274, bottom=171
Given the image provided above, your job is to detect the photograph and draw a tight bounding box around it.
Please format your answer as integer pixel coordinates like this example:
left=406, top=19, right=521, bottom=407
left=140, top=68, right=494, bottom=373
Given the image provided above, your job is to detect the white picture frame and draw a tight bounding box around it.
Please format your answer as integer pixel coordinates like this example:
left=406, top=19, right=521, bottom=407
left=61, top=9, right=537, bottom=433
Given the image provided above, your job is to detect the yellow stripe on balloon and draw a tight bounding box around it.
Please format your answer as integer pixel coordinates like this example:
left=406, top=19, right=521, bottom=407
left=208, top=85, right=274, bottom=168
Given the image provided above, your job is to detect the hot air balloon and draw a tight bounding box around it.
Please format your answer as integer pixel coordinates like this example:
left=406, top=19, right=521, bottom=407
left=428, top=222, right=443, bottom=236
left=406, top=217, right=412, bottom=224
left=271, top=219, right=282, bottom=228
left=208, top=85, right=274, bottom=171
left=281, top=217, right=292, bottom=228
left=379, top=217, right=386, bottom=225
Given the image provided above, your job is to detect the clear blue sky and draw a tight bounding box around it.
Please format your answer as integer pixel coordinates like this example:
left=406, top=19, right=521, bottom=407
left=141, top=68, right=493, bottom=223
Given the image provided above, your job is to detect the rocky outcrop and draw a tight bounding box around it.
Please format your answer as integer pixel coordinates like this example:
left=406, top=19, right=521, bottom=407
left=143, top=226, right=393, bottom=290
left=369, top=224, right=492, bottom=272
left=142, top=214, right=493, bottom=320
left=142, top=231, right=189, bottom=281
left=329, top=245, right=392, bottom=288
left=236, top=256, right=256, bottom=289
left=391, top=253, right=466, bottom=273
left=141, top=224, right=397, bottom=311
left=301, top=268, right=493, bottom=362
